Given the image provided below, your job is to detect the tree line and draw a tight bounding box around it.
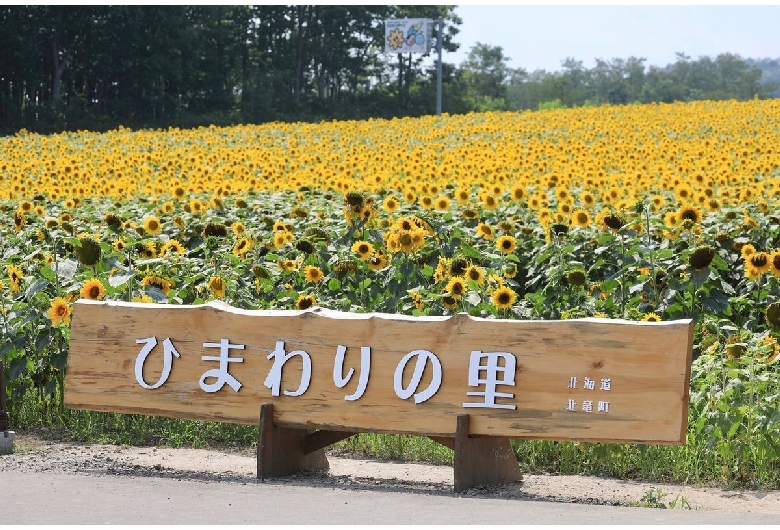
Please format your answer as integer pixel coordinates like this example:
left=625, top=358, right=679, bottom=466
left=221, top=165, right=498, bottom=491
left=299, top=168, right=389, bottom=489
left=1, top=5, right=777, bottom=135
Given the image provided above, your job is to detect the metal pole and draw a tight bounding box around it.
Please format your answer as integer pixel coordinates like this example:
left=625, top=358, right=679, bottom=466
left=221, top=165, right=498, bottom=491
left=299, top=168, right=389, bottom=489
left=436, top=17, right=443, bottom=116
left=0, top=359, right=8, bottom=431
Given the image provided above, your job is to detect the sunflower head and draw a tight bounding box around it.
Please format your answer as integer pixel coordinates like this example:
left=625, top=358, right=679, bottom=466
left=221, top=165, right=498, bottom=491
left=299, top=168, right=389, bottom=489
left=725, top=335, right=746, bottom=360
left=334, top=260, right=357, bottom=276
left=252, top=264, right=270, bottom=279
left=642, top=312, right=662, bottom=322
left=502, top=262, right=518, bottom=279
left=203, top=222, right=228, bottom=238
left=303, top=227, right=330, bottom=243
left=462, top=208, right=479, bottom=221
left=465, top=265, right=485, bottom=285
left=566, top=268, right=588, bottom=287
left=75, top=235, right=102, bottom=266
left=80, top=278, right=106, bottom=301
left=207, top=275, right=226, bottom=298
left=550, top=223, right=569, bottom=236
left=143, top=216, right=162, bottom=235
left=765, top=302, right=780, bottom=328
left=496, top=235, right=517, bottom=254
left=441, top=294, right=459, bottom=311
left=304, top=265, right=324, bottom=283
left=290, top=206, right=309, bottom=219
left=688, top=245, right=715, bottom=270
left=295, top=294, right=316, bottom=310
left=345, top=191, right=365, bottom=209
left=445, top=277, right=467, bottom=297
left=351, top=240, right=374, bottom=260
left=295, top=239, right=315, bottom=254
left=104, top=213, right=123, bottom=229
left=492, top=286, right=516, bottom=310
left=601, top=213, right=625, bottom=231
left=48, top=297, right=71, bottom=326
left=449, top=257, right=469, bottom=277
left=142, top=275, right=172, bottom=295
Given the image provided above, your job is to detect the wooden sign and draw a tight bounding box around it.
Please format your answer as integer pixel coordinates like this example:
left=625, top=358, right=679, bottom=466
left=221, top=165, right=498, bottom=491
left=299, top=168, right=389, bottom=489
left=65, top=300, right=693, bottom=444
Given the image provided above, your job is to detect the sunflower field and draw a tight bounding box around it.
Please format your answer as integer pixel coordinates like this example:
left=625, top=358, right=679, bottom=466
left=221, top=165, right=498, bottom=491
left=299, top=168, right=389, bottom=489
left=2, top=99, right=780, bottom=486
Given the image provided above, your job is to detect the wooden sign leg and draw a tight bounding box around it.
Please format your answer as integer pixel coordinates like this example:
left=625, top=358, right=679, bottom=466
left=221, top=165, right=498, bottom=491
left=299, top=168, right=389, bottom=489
left=257, top=403, right=329, bottom=480
left=453, top=414, right=523, bottom=493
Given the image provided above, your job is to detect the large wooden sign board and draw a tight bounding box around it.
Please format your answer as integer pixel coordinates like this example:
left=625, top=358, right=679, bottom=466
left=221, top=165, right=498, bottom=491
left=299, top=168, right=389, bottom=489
left=65, top=300, right=693, bottom=444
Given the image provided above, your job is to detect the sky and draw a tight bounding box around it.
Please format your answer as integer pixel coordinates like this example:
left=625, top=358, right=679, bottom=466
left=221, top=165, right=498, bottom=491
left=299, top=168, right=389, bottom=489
left=446, top=4, right=780, bottom=72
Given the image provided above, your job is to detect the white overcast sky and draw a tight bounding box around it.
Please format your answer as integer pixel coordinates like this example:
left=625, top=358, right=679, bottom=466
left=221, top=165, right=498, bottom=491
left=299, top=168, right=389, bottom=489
left=445, top=3, right=780, bottom=72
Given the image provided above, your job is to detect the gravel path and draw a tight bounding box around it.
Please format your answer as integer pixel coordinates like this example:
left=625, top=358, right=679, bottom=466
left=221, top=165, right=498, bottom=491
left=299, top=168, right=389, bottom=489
left=3, top=433, right=779, bottom=514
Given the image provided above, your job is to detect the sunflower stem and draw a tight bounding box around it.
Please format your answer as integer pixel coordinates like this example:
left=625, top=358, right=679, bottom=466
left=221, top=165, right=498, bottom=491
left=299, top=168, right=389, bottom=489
left=643, top=203, right=658, bottom=308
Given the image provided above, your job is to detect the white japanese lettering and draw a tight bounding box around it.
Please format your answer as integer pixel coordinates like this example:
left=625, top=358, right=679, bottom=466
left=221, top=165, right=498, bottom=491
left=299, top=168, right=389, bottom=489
left=333, top=344, right=371, bottom=401
left=393, top=349, right=442, bottom=404
left=566, top=399, right=576, bottom=411
left=584, top=377, right=595, bottom=390
left=264, top=340, right=312, bottom=397
left=462, top=351, right=517, bottom=410
left=568, top=376, right=577, bottom=389
left=200, top=339, right=244, bottom=393
left=135, top=337, right=180, bottom=390
left=600, top=378, right=612, bottom=390
left=582, top=400, right=593, bottom=412
left=598, top=401, right=610, bottom=413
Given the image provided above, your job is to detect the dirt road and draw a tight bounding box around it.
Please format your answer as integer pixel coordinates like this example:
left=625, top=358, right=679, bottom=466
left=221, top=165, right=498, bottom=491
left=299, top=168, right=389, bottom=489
left=2, top=434, right=779, bottom=524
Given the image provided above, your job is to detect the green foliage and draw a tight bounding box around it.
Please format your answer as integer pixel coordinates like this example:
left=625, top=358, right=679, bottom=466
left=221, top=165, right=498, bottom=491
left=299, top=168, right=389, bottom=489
left=537, top=99, right=565, bottom=111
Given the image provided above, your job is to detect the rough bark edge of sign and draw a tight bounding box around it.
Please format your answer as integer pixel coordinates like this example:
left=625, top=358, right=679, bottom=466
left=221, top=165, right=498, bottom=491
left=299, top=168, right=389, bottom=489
left=71, top=298, right=694, bottom=328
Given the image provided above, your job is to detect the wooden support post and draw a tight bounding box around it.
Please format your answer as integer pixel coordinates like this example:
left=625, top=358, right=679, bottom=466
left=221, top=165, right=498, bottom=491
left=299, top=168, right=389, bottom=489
left=453, top=414, right=523, bottom=493
left=302, top=429, right=355, bottom=455
left=257, top=403, right=329, bottom=480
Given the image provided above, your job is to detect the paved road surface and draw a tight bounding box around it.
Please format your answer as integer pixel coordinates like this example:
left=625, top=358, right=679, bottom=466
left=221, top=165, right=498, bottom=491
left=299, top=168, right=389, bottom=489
left=3, top=470, right=777, bottom=525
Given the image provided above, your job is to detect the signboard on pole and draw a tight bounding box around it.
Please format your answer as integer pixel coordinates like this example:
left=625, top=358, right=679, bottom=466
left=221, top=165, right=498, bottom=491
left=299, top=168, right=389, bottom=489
left=385, top=18, right=433, bottom=54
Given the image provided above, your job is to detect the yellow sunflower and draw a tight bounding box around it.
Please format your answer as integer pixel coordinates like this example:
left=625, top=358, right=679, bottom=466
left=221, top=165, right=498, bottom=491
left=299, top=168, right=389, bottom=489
left=7, top=264, right=23, bottom=293
left=570, top=208, right=591, bottom=228
left=160, top=240, right=186, bottom=257
left=80, top=278, right=106, bottom=300
left=409, top=289, right=424, bottom=311
left=368, top=251, right=388, bottom=271
left=745, top=252, right=771, bottom=279
left=141, top=275, right=172, bottom=295
left=351, top=240, right=374, bottom=260
left=208, top=275, right=226, bottom=299
left=232, top=221, right=246, bottom=235
left=769, top=250, right=780, bottom=278
left=13, top=210, right=25, bottom=232
left=477, top=222, right=494, bottom=240
left=232, top=237, right=253, bottom=258
left=642, top=312, right=662, bottom=322
left=143, top=216, right=162, bottom=236
left=740, top=243, right=756, bottom=260
left=295, top=294, right=316, bottom=310
left=48, top=297, right=71, bottom=326
left=445, top=276, right=467, bottom=298
left=441, top=294, right=459, bottom=311
left=491, top=286, right=516, bottom=310
left=465, top=265, right=485, bottom=286
left=434, top=196, right=451, bottom=211
left=496, top=235, right=517, bottom=254
left=131, top=294, right=155, bottom=304
left=382, top=196, right=400, bottom=213
left=304, top=265, right=324, bottom=283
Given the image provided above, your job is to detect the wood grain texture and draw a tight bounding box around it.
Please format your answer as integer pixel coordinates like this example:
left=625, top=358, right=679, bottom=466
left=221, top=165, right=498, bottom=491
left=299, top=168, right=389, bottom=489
left=65, top=300, right=694, bottom=443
